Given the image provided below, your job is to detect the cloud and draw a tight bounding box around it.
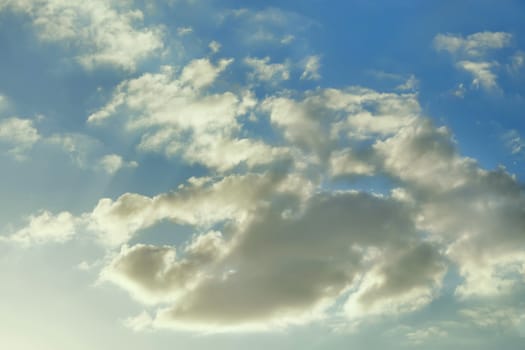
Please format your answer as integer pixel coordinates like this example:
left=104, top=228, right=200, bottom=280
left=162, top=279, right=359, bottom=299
left=0, top=0, right=164, bottom=70
left=374, top=120, right=525, bottom=298
left=509, top=51, right=525, bottom=72
left=405, top=326, right=447, bottom=345
left=7, top=211, right=77, bottom=245
left=461, top=306, right=525, bottom=334
left=180, top=58, right=233, bottom=90
left=87, top=172, right=295, bottom=246
left=177, top=26, right=193, bottom=36
left=243, top=54, right=321, bottom=83
left=344, top=243, right=446, bottom=320
left=208, top=40, right=221, bottom=54
left=221, top=7, right=316, bottom=48
left=433, top=31, right=515, bottom=92
left=12, top=77, right=525, bottom=332
left=99, top=154, right=138, bottom=175
left=261, top=87, right=419, bottom=159
left=433, top=31, right=512, bottom=57
left=373, top=120, right=474, bottom=190
left=329, top=148, right=376, bottom=177
left=0, top=117, right=40, bottom=159
left=244, top=56, right=290, bottom=82
left=503, top=129, right=524, bottom=155
left=123, top=311, right=154, bottom=332
left=102, top=190, right=430, bottom=331
left=0, top=114, right=135, bottom=173
left=45, top=132, right=135, bottom=174
left=370, top=118, right=525, bottom=298
left=88, top=60, right=287, bottom=172
left=8, top=59, right=525, bottom=332
left=300, top=55, right=321, bottom=81
left=6, top=171, right=294, bottom=248
left=395, top=74, right=419, bottom=91
left=102, top=243, right=202, bottom=304
left=456, top=60, right=499, bottom=90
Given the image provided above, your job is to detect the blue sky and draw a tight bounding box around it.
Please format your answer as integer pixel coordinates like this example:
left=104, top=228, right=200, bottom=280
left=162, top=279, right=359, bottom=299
left=1, top=1, right=525, bottom=349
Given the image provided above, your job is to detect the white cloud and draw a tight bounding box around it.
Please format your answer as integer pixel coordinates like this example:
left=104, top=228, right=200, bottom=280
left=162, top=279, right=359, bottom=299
left=0, top=115, right=125, bottom=171
left=123, top=311, right=154, bottom=332
left=509, top=51, right=525, bottom=72
left=344, top=243, right=446, bottom=320
left=329, top=148, right=376, bottom=177
left=374, top=119, right=525, bottom=298
left=177, top=26, right=193, bottom=36
left=87, top=172, right=292, bottom=246
left=180, top=58, right=233, bottom=90
left=405, top=326, right=447, bottom=345
left=8, top=211, right=77, bottom=245
left=452, top=83, right=467, bottom=98
left=88, top=59, right=284, bottom=172
left=208, top=40, right=221, bottom=54
left=244, top=56, right=290, bottom=82
left=503, top=129, right=524, bottom=155
left=0, top=117, right=40, bottom=159
left=373, top=121, right=474, bottom=190
left=300, top=55, right=321, bottom=80
left=99, top=154, right=138, bottom=175
left=11, top=74, right=525, bottom=332
left=1, top=1, right=523, bottom=338
left=280, top=34, right=295, bottom=45
left=433, top=31, right=513, bottom=92
left=0, top=0, right=164, bottom=70
left=434, top=31, right=512, bottom=57
left=456, top=60, right=499, bottom=90
left=395, top=74, right=419, bottom=91
left=262, top=88, right=419, bottom=158
left=262, top=86, right=525, bottom=303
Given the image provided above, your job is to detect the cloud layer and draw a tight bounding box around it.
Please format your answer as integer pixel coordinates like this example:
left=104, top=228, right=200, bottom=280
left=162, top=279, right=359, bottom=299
left=6, top=62, right=524, bottom=331
left=0, top=3, right=523, bottom=341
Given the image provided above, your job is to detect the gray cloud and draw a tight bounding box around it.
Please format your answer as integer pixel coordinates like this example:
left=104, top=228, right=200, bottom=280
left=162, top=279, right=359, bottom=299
left=101, top=189, right=444, bottom=331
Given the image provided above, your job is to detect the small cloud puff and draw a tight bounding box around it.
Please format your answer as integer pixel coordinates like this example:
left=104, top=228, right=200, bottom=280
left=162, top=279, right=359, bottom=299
left=244, top=56, right=290, bottom=82
left=300, top=55, right=321, bottom=81
left=0, top=117, right=40, bottom=159
left=99, top=154, right=138, bottom=175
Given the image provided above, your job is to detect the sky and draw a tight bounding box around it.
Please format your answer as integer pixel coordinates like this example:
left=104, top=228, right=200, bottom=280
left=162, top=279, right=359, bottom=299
left=0, top=0, right=525, bottom=349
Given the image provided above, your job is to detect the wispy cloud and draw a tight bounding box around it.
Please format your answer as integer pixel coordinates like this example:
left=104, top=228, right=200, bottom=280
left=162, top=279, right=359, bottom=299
left=434, top=31, right=513, bottom=92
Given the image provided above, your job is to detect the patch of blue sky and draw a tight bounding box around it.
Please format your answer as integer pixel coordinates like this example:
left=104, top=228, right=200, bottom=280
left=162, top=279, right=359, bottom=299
left=102, top=153, right=209, bottom=197
left=322, top=174, right=398, bottom=196
left=128, top=219, right=197, bottom=248
left=0, top=150, right=108, bottom=223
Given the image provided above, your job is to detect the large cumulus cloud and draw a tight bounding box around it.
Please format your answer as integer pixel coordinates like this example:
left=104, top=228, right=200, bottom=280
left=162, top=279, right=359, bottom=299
left=5, top=53, right=524, bottom=333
